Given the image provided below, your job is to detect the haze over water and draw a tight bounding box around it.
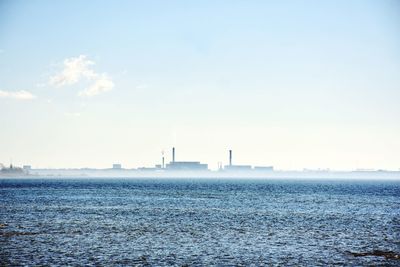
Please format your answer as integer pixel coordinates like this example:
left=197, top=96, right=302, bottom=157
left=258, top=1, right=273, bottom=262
left=1, top=178, right=399, bottom=266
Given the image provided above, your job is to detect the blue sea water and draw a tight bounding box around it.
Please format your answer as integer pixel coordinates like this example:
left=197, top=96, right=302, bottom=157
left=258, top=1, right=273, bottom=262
left=0, top=178, right=399, bottom=266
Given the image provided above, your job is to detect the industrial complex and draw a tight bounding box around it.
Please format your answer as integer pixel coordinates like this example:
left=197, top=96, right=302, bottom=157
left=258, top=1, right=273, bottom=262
left=165, top=147, right=209, bottom=170
left=0, top=147, right=273, bottom=176
left=2, top=148, right=400, bottom=179
left=145, top=147, right=272, bottom=172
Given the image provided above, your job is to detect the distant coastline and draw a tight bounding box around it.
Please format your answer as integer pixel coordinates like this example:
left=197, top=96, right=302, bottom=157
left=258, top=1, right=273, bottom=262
left=1, top=168, right=399, bottom=180
left=2, top=147, right=399, bottom=179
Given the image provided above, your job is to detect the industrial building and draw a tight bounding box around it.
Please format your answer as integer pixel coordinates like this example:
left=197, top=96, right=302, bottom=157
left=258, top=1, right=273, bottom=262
left=225, top=164, right=252, bottom=170
left=224, top=150, right=252, bottom=170
left=254, top=166, right=274, bottom=171
left=23, top=165, right=31, bottom=171
left=112, top=164, right=122, bottom=169
left=0, top=163, right=24, bottom=175
left=224, top=149, right=271, bottom=171
left=165, top=147, right=208, bottom=171
left=166, top=161, right=208, bottom=170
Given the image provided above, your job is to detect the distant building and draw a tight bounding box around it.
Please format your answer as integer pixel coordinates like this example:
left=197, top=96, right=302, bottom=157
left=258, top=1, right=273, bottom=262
left=224, top=165, right=252, bottom=171
left=112, top=164, right=122, bottom=169
left=224, top=149, right=252, bottom=170
left=23, top=165, right=31, bottom=174
left=166, top=161, right=208, bottom=170
left=1, top=164, right=24, bottom=175
left=254, top=166, right=274, bottom=171
left=23, top=165, right=32, bottom=171
left=165, top=147, right=208, bottom=171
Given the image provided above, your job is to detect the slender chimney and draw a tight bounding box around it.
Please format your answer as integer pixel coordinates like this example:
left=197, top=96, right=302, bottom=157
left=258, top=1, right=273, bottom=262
left=229, top=150, right=232, bottom=166
left=172, top=147, right=175, bottom=163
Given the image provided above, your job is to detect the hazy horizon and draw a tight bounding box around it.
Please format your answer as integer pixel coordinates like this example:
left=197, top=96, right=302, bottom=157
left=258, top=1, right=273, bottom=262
left=1, top=0, right=399, bottom=170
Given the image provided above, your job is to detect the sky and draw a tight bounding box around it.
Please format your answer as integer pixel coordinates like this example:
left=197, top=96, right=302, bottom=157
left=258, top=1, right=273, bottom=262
left=0, top=0, right=399, bottom=170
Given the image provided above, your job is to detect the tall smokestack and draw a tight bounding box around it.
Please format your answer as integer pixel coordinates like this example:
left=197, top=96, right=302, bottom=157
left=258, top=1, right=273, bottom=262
left=229, top=150, right=232, bottom=166
left=172, top=147, right=175, bottom=163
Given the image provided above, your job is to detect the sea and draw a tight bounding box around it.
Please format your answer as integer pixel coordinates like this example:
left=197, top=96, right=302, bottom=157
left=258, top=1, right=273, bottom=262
left=1, top=178, right=399, bottom=266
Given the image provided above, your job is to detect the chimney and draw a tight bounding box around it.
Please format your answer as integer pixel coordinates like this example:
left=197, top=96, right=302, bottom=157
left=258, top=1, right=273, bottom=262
left=172, top=147, right=175, bottom=163
left=229, top=150, right=232, bottom=166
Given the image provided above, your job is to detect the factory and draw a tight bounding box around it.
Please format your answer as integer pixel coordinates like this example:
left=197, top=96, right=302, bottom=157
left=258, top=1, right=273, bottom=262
left=165, top=147, right=208, bottom=170
left=223, top=150, right=273, bottom=171
left=112, top=164, right=122, bottom=169
left=159, top=147, right=272, bottom=172
left=224, top=150, right=252, bottom=170
left=254, top=166, right=274, bottom=171
left=1, top=148, right=274, bottom=177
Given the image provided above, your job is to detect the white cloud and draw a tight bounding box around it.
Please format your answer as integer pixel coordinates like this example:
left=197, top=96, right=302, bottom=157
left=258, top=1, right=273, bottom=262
left=0, top=90, right=36, bottom=100
left=49, top=55, right=113, bottom=97
left=78, top=74, right=114, bottom=97
left=49, top=55, right=96, bottom=87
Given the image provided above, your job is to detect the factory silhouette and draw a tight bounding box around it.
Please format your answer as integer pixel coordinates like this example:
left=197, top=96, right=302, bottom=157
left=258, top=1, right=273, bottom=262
left=1, top=147, right=274, bottom=177
left=3, top=147, right=400, bottom=179
left=134, top=147, right=273, bottom=172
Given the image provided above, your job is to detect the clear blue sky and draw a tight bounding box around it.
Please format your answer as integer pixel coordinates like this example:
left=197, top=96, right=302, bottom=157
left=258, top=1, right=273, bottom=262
left=1, top=0, right=399, bottom=170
